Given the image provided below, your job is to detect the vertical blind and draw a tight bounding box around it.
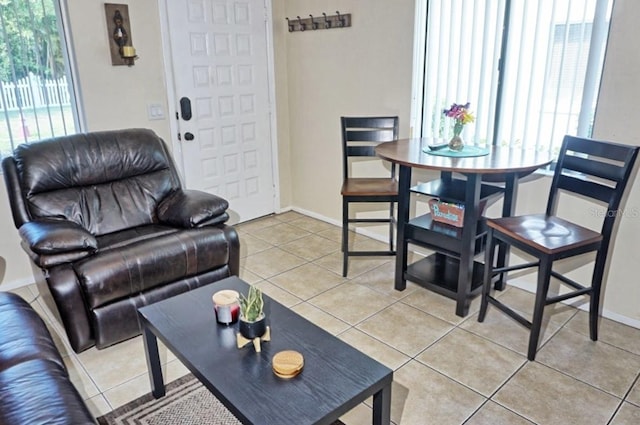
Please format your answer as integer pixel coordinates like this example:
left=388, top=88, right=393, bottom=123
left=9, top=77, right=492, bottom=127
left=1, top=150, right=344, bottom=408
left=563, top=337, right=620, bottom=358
left=0, top=0, right=79, bottom=161
left=419, top=0, right=612, bottom=154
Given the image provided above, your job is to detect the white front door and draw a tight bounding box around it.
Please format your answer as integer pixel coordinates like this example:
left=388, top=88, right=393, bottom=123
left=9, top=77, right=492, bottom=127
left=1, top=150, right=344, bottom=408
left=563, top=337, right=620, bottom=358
left=162, top=0, right=277, bottom=224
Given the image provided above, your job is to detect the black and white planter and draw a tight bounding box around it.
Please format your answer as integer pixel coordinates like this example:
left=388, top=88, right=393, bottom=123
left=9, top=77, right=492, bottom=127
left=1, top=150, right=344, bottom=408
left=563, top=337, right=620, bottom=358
left=238, top=313, right=266, bottom=339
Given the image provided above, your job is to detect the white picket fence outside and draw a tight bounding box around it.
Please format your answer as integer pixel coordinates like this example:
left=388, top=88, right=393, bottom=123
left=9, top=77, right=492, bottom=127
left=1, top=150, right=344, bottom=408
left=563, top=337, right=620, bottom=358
left=0, top=72, right=70, bottom=111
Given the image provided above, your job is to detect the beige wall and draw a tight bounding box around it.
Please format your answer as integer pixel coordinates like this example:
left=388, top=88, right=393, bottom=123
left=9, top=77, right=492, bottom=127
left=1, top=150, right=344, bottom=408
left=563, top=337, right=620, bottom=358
left=575, top=0, right=640, bottom=323
left=1, top=0, right=639, bottom=325
left=282, top=0, right=414, bottom=221
left=67, top=0, right=172, bottom=141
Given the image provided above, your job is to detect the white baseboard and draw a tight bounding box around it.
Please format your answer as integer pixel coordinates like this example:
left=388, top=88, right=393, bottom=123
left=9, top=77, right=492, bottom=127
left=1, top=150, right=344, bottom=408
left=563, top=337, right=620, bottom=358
left=599, top=308, right=640, bottom=329
left=290, top=206, right=387, bottom=241
left=501, top=278, right=640, bottom=330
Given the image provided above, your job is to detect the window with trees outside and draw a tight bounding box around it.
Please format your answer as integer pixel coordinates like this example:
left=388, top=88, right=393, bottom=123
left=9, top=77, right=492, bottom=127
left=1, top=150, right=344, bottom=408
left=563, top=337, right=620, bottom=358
left=0, top=0, right=80, bottom=162
left=411, top=0, right=612, bottom=155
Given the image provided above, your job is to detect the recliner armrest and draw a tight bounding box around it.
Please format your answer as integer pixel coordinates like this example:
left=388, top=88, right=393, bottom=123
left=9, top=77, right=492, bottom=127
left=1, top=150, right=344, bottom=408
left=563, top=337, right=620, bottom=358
left=19, top=219, right=98, bottom=255
left=157, top=189, right=229, bottom=228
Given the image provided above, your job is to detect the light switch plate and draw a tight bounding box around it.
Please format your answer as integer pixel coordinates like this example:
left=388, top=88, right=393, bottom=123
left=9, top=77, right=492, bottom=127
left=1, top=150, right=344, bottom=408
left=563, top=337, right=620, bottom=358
left=147, top=103, right=165, bottom=120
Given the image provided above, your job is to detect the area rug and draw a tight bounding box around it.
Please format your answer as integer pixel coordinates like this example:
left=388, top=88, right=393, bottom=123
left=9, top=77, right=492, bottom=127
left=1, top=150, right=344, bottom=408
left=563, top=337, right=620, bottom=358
left=97, top=373, right=345, bottom=424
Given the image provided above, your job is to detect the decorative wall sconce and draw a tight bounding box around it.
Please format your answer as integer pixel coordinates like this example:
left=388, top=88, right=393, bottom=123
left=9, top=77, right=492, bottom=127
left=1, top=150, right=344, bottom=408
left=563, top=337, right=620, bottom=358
left=105, top=3, right=138, bottom=66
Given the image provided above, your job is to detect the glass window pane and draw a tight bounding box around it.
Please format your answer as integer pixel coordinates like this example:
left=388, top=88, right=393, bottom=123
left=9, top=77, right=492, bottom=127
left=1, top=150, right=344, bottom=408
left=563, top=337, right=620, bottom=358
left=421, top=0, right=505, bottom=147
left=0, top=0, right=79, bottom=161
left=496, top=0, right=611, bottom=153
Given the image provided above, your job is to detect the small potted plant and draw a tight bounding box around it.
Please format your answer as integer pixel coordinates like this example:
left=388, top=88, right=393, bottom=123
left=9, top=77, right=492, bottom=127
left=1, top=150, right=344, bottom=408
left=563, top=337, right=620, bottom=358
left=238, top=285, right=266, bottom=339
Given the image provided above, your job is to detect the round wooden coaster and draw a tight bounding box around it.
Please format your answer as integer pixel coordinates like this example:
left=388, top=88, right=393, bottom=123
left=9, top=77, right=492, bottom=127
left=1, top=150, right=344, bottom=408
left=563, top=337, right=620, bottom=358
left=272, top=350, right=304, bottom=379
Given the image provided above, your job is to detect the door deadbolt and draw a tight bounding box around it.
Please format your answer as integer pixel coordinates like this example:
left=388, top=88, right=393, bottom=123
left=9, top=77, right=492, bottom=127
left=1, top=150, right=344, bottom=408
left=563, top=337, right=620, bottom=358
left=179, top=97, right=192, bottom=120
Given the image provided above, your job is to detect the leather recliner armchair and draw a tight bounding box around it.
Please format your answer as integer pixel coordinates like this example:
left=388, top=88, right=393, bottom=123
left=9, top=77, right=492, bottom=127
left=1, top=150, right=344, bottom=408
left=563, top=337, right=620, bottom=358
left=2, top=128, right=240, bottom=353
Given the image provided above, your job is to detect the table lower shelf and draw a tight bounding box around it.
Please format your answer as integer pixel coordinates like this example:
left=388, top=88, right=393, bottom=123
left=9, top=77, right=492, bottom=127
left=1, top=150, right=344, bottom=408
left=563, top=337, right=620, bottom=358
left=404, top=253, right=485, bottom=301
left=406, top=213, right=487, bottom=257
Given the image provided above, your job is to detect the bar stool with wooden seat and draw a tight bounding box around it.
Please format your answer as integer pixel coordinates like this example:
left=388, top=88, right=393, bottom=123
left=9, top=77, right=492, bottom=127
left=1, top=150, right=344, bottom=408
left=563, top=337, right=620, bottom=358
left=478, top=135, right=639, bottom=361
left=341, top=116, right=399, bottom=277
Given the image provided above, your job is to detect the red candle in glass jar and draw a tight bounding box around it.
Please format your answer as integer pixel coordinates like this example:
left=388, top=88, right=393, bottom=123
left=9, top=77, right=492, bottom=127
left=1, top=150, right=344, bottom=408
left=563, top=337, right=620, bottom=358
left=212, top=290, right=240, bottom=325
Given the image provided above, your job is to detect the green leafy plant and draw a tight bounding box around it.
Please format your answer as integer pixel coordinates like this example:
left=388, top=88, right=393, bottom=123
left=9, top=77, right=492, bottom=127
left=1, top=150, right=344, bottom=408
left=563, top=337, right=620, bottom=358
left=239, top=285, right=264, bottom=322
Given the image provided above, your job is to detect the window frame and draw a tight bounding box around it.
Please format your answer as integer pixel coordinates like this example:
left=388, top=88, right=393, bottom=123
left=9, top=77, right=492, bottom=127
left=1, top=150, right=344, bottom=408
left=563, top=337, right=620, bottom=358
left=56, top=0, right=85, bottom=134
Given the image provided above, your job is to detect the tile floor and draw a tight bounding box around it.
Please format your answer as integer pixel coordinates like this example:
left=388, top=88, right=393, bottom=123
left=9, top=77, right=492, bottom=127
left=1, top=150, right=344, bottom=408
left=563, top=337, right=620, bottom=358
left=11, top=211, right=640, bottom=424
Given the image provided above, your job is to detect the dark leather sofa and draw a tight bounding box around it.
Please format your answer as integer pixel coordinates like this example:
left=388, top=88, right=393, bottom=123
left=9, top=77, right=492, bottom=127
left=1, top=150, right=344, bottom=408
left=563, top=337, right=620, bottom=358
left=0, top=292, right=95, bottom=424
left=2, top=128, right=240, bottom=353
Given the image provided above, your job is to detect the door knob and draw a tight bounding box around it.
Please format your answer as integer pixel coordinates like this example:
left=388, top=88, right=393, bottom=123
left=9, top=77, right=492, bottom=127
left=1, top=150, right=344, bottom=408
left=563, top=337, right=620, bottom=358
left=184, top=132, right=194, bottom=141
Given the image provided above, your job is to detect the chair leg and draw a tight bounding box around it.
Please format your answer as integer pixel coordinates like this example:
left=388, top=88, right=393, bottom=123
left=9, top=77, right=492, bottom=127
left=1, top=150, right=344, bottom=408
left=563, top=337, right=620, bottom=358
left=342, top=199, right=349, bottom=277
left=589, top=251, right=607, bottom=341
left=528, top=257, right=552, bottom=361
left=494, top=240, right=507, bottom=291
left=478, top=230, right=496, bottom=322
left=388, top=202, right=395, bottom=252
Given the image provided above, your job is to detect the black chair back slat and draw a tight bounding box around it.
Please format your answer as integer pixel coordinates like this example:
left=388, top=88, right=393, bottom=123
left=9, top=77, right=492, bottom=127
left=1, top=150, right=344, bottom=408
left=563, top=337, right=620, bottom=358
left=343, top=117, right=398, bottom=129
left=561, top=154, right=627, bottom=182
left=556, top=174, right=613, bottom=204
left=565, top=135, right=633, bottom=161
left=345, top=129, right=397, bottom=144
left=346, top=145, right=377, bottom=157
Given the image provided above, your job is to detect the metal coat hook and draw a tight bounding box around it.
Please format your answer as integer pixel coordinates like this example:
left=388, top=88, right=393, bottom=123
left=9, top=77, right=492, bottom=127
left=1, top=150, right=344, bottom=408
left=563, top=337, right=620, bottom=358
left=322, top=12, right=331, bottom=29
left=285, top=11, right=350, bottom=33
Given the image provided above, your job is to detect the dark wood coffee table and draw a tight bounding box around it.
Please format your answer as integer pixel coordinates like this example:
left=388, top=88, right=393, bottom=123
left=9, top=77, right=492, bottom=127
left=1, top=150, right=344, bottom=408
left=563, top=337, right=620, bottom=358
left=138, top=276, right=393, bottom=425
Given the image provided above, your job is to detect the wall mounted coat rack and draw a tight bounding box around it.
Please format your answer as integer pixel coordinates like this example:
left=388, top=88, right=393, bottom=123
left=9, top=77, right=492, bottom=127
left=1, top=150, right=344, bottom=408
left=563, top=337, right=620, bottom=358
left=285, top=11, right=351, bottom=33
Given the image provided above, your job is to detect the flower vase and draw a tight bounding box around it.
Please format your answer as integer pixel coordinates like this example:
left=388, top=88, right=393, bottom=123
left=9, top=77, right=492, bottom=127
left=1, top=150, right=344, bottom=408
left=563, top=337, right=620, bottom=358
left=449, top=135, right=464, bottom=151
left=448, top=123, right=465, bottom=151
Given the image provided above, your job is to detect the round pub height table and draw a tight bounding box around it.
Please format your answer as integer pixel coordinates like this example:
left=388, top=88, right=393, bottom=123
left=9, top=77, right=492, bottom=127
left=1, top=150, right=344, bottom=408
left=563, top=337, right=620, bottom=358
left=375, top=138, right=554, bottom=317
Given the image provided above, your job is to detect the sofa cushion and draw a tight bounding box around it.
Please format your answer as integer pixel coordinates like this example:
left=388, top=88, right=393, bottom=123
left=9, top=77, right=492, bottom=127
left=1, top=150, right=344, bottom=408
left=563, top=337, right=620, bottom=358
left=96, top=224, right=178, bottom=250
left=0, top=292, right=94, bottom=424
left=0, top=358, right=94, bottom=425
left=27, top=174, right=176, bottom=235
left=0, top=293, right=65, bottom=372
left=77, top=227, right=231, bottom=309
